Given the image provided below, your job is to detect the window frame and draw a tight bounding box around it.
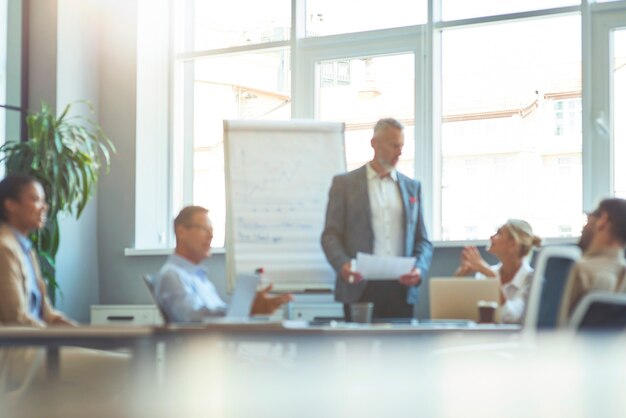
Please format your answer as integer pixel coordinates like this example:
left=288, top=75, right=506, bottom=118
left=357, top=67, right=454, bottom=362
left=586, top=1, right=626, bottom=208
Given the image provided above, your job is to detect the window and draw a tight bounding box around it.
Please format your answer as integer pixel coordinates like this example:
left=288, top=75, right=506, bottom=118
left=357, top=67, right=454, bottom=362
left=553, top=98, right=582, bottom=136
left=133, top=1, right=626, bottom=251
left=440, top=15, right=583, bottom=240
left=170, top=1, right=293, bottom=247
left=317, top=53, right=416, bottom=176
left=189, top=0, right=290, bottom=50
left=166, top=5, right=423, bottom=249
left=185, top=52, right=291, bottom=246
left=320, top=60, right=350, bottom=87
left=305, top=0, right=426, bottom=37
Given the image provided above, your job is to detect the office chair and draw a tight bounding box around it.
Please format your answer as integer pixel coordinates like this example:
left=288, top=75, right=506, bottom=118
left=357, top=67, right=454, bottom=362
left=524, top=245, right=581, bottom=335
left=569, top=292, right=626, bottom=331
left=142, top=274, right=171, bottom=324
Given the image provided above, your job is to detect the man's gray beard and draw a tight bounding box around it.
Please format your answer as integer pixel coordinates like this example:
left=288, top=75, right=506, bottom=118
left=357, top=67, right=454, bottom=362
left=377, top=156, right=395, bottom=172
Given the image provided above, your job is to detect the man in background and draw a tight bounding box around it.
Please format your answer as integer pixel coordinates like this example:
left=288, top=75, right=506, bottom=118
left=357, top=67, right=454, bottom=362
left=321, top=118, right=433, bottom=320
left=558, top=198, right=626, bottom=325
left=154, top=206, right=292, bottom=322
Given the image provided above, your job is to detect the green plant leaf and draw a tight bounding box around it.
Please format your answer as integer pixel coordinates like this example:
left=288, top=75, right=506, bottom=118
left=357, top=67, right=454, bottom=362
left=2, top=100, right=116, bottom=304
left=57, top=103, right=70, bottom=124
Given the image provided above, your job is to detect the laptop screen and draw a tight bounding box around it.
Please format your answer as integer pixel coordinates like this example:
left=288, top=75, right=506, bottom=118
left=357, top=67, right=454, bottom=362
left=225, top=274, right=260, bottom=318
left=429, top=277, right=500, bottom=322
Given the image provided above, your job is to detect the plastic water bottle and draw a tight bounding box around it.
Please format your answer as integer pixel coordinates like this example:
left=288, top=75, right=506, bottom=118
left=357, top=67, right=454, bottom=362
left=255, top=267, right=270, bottom=289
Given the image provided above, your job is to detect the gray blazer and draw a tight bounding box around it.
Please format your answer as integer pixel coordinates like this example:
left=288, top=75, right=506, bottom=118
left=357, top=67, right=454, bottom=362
left=321, top=165, right=433, bottom=304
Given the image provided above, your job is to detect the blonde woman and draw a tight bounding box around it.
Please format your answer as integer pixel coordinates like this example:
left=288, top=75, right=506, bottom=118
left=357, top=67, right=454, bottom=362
left=455, top=219, right=542, bottom=324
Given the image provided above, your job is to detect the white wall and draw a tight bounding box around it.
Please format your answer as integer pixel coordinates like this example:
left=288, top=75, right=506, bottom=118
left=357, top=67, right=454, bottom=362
left=22, top=0, right=103, bottom=321
left=95, top=0, right=170, bottom=304
left=53, top=0, right=101, bottom=322
left=27, top=0, right=56, bottom=108
left=5, top=0, right=22, bottom=143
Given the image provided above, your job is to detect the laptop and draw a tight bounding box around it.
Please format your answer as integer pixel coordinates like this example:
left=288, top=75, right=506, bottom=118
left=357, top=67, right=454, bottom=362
left=429, top=277, right=500, bottom=322
left=224, top=274, right=261, bottom=319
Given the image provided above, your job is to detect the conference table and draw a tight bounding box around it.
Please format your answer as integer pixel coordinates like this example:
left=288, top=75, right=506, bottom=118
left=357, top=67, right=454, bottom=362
left=154, top=319, right=521, bottom=338
left=0, top=326, right=155, bottom=380
left=145, top=328, right=626, bottom=418
left=0, top=321, right=522, bottom=386
left=152, top=320, right=523, bottom=378
left=3, top=323, right=624, bottom=418
left=0, top=320, right=521, bottom=359
left=0, top=321, right=525, bottom=417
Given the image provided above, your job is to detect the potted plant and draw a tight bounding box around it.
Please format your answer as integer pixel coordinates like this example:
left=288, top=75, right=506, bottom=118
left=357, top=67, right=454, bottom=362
left=0, top=101, right=115, bottom=304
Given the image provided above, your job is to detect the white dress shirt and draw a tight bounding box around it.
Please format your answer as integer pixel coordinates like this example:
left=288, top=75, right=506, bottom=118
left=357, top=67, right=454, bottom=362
left=154, top=254, right=227, bottom=322
left=366, top=163, right=403, bottom=257
left=477, top=261, right=534, bottom=324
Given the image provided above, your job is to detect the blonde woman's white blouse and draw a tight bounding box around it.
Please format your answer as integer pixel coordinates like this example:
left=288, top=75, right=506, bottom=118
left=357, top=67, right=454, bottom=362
left=476, top=261, right=534, bottom=324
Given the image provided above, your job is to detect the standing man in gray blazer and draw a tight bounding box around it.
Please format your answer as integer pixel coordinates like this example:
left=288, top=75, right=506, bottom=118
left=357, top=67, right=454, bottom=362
left=321, top=118, right=433, bottom=320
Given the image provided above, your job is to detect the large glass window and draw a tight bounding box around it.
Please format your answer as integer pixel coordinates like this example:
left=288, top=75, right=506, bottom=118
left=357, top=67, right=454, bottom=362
left=185, top=52, right=291, bottom=246
left=305, top=0, right=426, bottom=37
left=149, top=1, right=626, bottom=251
left=189, top=0, right=290, bottom=51
left=173, top=2, right=292, bottom=248
left=317, top=53, right=415, bottom=176
left=440, top=15, right=583, bottom=240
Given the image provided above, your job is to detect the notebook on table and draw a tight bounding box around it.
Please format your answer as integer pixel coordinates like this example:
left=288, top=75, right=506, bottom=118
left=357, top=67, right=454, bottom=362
left=429, top=277, right=500, bottom=322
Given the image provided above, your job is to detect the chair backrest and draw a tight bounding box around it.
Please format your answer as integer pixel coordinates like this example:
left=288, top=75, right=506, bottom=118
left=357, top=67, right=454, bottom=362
left=569, top=292, right=626, bottom=331
left=524, top=245, right=581, bottom=333
left=142, top=274, right=170, bottom=324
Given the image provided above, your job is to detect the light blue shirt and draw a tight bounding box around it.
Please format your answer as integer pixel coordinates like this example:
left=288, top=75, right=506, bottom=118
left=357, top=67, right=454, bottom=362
left=153, top=254, right=227, bottom=322
left=9, top=227, right=42, bottom=321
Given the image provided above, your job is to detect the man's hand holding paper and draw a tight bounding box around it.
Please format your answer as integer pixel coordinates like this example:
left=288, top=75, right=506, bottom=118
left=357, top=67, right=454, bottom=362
left=398, top=267, right=422, bottom=286
left=355, top=252, right=419, bottom=284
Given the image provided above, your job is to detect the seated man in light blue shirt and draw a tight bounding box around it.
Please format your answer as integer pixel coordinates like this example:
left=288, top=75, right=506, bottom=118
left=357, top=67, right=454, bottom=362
left=154, top=206, right=292, bottom=322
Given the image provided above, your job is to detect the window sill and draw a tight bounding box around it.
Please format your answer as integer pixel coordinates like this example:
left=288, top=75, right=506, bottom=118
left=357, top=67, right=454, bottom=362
left=124, top=237, right=577, bottom=257
left=124, top=247, right=226, bottom=256
left=431, top=236, right=577, bottom=248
